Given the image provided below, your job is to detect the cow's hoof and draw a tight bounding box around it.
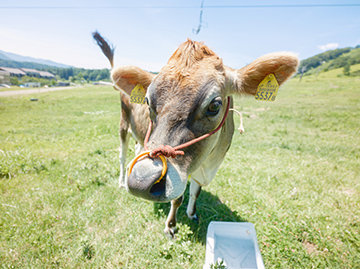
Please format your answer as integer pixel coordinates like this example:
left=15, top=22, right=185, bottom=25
left=164, top=226, right=177, bottom=239
left=192, top=214, right=199, bottom=223
left=187, top=213, right=199, bottom=223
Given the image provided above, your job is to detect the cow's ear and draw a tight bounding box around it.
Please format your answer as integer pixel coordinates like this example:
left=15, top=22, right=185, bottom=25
left=228, top=52, right=299, bottom=95
left=111, top=66, right=155, bottom=95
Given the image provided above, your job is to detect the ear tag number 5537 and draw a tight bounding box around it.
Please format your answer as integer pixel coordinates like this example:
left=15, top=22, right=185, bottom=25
left=255, top=73, right=279, bottom=101
left=130, top=84, right=146, bottom=104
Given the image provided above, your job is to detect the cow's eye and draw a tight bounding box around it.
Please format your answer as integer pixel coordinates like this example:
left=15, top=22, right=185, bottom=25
left=149, top=106, right=157, bottom=122
left=206, top=97, right=222, bottom=116
left=145, top=96, right=157, bottom=122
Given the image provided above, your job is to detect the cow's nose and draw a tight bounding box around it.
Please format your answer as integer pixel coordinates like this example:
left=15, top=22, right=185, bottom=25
left=127, top=157, right=166, bottom=199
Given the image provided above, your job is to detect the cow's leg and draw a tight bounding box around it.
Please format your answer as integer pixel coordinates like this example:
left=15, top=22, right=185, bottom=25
left=186, top=178, right=201, bottom=221
left=134, top=141, right=142, bottom=155
left=164, top=195, right=184, bottom=238
left=119, top=122, right=130, bottom=188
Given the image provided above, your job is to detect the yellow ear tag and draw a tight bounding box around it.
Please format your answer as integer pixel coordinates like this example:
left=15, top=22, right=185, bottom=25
left=130, top=84, right=146, bottom=104
left=255, top=73, right=279, bottom=101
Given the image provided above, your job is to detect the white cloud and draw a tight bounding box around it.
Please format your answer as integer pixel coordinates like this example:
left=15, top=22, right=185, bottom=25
left=318, top=43, right=339, bottom=51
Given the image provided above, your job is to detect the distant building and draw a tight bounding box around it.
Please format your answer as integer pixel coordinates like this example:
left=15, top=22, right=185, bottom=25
left=0, top=67, right=55, bottom=80
left=0, top=67, right=26, bottom=77
left=21, top=68, right=40, bottom=77
left=58, top=82, right=70, bottom=86
left=0, top=70, right=10, bottom=84
left=24, top=82, right=41, bottom=87
left=38, top=71, right=55, bottom=79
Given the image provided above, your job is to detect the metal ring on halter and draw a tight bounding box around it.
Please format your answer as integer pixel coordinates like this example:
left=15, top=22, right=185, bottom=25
left=127, top=150, right=167, bottom=184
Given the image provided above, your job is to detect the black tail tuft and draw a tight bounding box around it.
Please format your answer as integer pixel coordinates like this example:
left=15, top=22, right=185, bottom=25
left=92, top=31, right=116, bottom=68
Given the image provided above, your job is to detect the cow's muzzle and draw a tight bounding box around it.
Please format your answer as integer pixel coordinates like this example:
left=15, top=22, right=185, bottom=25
left=125, top=156, right=187, bottom=202
left=127, top=156, right=164, bottom=199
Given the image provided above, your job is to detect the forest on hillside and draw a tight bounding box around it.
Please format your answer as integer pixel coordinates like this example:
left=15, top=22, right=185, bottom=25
left=0, top=59, right=110, bottom=82
left=299, top=45, right=360, bottom=74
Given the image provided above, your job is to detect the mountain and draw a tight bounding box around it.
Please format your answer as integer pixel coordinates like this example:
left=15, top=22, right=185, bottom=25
left=0, top=59, right=65, bottom=70
left=299, top=45, right=360, bottom=74
left=0, top=49, right=72, bottom=68
left=0, top=51, right=12, bottom=61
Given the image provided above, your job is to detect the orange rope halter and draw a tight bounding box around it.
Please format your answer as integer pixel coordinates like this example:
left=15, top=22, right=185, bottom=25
left=127, top=96, right=231, bottom=181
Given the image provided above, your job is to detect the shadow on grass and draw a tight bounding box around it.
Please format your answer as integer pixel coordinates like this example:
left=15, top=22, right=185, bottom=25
left=154, top=184, right=248, bottom=244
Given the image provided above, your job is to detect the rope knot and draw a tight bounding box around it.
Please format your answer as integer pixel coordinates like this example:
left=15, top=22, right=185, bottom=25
left=149, top=145, right=185, bottom=158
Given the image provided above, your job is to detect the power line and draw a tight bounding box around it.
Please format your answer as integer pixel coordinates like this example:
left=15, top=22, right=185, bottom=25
left=1, top=4, right=360, bottom=9
left=193, top=0, right=205, bottom=35
left=205, top=4, right=360, bottom=8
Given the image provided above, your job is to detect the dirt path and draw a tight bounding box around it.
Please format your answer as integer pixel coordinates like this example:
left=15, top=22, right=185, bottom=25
left=0, top=86, right=77, bottom=97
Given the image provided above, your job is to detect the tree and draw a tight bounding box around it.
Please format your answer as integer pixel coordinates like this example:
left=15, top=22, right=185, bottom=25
left=343, top=63, right=351, bottom=76
left=10, top=77, right=19, bottom=86
left=66, top=68, right=74, bottom=79
left=89, top=71, right=98, bottom=81
left=99, top=69, right=110, bottom=80
left=77, top=72, right=84, bottom=81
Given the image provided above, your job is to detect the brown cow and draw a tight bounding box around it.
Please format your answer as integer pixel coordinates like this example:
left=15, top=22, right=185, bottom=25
left=94, top=32, right=298, bottom=237
left=93, top=32, right=152, bottom=188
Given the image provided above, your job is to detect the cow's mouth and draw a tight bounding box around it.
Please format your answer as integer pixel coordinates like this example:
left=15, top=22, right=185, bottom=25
left=125, top=156, right=187, bottom=202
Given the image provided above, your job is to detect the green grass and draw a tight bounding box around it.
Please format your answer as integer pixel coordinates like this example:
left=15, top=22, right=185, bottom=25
left=0, top=86, right=41, bottom=92
left=302, top=63, right=360, bottom=78
left=0, top=79, right=359, bottom=268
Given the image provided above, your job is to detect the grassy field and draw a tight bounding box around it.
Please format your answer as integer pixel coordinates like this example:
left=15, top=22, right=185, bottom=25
left=0, top=85, right=75, bottom=93
left=0, top=86, right=45, bottom=92
left=0, top=76, right=359, bottom=268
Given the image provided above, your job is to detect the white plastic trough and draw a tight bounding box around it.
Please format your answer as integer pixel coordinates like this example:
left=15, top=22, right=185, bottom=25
left=203, top=222, right=265, bottom=269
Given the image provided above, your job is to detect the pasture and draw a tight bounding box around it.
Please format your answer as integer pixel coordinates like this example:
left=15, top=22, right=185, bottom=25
left=0, top=75, right=359, bottom=268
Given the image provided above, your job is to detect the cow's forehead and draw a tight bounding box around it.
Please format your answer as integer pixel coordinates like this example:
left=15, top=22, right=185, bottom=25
left=149, top=40, right=225, bottom=98
left=166, top=39, right=223, bottom=72
left=148, top=71, right=225, bottom=113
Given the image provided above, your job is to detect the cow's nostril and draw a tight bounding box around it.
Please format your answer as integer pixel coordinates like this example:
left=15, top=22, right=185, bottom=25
left=150, top=176, right=166, bottom=197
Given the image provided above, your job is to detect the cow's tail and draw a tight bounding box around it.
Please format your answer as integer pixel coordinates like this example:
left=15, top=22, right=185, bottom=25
left=92, top=31, right=115, bottom=68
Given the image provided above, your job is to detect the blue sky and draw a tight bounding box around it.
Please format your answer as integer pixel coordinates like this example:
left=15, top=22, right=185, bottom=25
left=1, top=0, right=360, bottom=71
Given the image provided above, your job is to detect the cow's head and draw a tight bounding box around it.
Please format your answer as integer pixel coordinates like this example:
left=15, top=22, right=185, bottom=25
left=112, top=40, right=298, bottom=203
